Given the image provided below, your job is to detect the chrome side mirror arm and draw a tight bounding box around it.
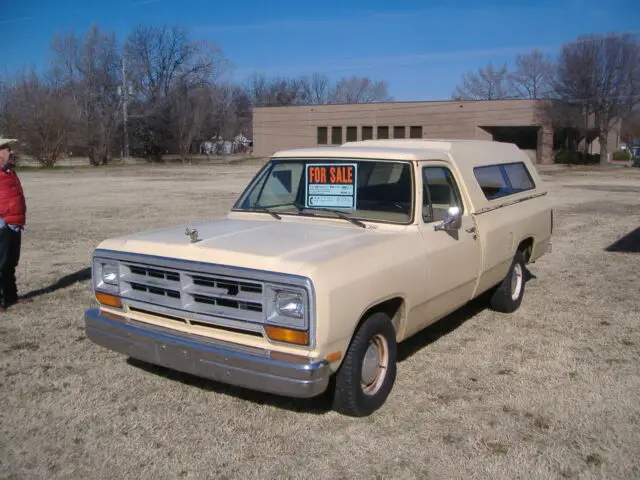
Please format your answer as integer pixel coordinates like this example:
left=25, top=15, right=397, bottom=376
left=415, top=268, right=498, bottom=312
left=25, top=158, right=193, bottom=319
left=434, top=206, right=462, bottom=231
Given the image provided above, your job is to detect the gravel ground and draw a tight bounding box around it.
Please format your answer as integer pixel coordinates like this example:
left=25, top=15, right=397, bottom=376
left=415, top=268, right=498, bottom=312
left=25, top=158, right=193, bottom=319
left=1, top=161, right=639, bottom=480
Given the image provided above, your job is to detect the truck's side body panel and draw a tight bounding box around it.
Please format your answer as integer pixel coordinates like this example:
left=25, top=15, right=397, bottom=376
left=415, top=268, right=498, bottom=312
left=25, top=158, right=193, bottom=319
left=443, top=142, right=552, bottom=298
left=471, top=196, right=551, bottom=296
left=401, top=160, right=483, bottom=339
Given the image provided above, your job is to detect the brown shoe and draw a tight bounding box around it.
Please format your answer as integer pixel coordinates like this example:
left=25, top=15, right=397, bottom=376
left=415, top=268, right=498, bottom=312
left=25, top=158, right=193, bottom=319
left=0, top=306, right=6, bottom=313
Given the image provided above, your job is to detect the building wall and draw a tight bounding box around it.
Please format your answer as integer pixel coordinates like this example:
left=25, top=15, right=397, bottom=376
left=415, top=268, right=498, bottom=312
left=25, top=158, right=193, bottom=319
left=252, top=99, right=621, bottom=164
left=253, top=99, right=548, bottom=159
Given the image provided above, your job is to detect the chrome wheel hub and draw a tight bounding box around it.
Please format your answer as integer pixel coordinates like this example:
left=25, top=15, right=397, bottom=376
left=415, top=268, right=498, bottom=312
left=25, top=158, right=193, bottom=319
left=511, top=263, right=523, bottom=301
left=361, top=333, right=389, bottom=396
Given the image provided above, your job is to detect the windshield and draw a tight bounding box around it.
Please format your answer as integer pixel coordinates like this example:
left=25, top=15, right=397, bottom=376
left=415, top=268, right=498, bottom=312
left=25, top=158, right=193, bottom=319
left=233, top=158, right=414, bottom=224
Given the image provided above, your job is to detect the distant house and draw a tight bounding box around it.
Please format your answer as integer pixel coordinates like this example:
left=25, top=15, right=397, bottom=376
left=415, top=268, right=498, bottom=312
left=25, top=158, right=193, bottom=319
left=232, top=134, right=253, bottom=153
left=200, top=134, right=253, bottom=155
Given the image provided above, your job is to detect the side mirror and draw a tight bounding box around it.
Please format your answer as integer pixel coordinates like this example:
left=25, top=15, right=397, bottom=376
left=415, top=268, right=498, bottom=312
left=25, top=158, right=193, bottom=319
left=434, top=206, right=462, bottom=231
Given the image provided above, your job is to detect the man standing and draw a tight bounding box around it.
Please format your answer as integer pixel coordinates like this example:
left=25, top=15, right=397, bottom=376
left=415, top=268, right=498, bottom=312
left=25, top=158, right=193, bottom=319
left=0, top=137, right=31, bottom=312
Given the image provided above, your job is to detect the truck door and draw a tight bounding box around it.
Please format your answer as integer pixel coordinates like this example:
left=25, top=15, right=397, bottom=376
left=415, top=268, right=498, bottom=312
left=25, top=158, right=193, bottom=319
left=415, top=163, right=482, bottom=330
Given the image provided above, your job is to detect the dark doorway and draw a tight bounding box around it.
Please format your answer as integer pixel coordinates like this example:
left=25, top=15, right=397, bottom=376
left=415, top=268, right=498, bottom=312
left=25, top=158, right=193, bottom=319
left=479, top=126, right=539, bottom=150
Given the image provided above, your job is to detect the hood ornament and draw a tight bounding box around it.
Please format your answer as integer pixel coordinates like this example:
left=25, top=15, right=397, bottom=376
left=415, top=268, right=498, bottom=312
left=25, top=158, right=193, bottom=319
left=185, top=227, right=200, bottom=243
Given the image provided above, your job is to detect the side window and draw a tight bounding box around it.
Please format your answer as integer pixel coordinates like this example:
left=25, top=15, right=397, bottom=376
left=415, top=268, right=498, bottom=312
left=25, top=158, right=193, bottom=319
left=422, top=167, right=463, bottom=222
left=474, top=162, right=535, bottom=200
left=503, top=162, right=535, bottom=192
left=473, top=165, right=509, bottom=200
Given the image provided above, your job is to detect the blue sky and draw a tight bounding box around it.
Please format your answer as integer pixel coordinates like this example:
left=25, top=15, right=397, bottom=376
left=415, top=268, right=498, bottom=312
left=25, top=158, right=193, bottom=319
left=1, top=0, right=638, bottom=100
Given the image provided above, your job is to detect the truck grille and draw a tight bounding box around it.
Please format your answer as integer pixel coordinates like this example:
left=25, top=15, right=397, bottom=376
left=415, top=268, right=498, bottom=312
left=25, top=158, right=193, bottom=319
left=119, top=262, right=265, bottom=324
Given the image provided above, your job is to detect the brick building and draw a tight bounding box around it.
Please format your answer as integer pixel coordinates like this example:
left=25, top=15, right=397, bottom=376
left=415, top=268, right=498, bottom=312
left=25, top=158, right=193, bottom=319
left=252, top=99, right=621, bottom=164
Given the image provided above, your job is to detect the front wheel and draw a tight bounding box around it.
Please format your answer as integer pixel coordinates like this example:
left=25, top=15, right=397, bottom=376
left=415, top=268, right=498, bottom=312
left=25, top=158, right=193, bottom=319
left=331, top=312, right=397, bottom=417
left=490, top=250, right=526, bottom=313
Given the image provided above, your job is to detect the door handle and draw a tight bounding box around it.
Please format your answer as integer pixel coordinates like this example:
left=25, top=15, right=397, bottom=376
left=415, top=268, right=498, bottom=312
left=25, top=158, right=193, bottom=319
left=465, top=227, right=476, bottom=233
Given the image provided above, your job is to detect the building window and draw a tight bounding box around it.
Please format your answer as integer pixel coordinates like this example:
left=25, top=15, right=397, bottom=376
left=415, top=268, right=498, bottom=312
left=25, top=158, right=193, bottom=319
left=346, top=126, right=357, bottom=142
left=362, top=126, right=373, bottom=140
left=331, top=126, right=342, bottom=145
left=377, top=126, right=389, bottom=139
left=393, top=126, right=406, bottom=139
left=410, top=126, right=423, bottom=139
left=317, top=127, right=327, bottom=144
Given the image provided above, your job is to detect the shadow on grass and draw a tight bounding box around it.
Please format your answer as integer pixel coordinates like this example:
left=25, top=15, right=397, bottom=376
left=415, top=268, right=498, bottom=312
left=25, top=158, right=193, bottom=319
left=397, top=290, right=492, bottom=362
left=126, top=266, right=537, bottom=413
left=127, top=357, right=334, bottom=415
left=22, top=267, right=92, bottom=299
left=605, top=227, right=640, bottom=253
left=399, top=266, right=536, bottom=362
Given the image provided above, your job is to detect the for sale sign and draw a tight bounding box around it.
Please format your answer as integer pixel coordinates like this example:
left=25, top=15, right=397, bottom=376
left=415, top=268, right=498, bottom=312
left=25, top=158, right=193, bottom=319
left=305, top=163, right=358, bottom=209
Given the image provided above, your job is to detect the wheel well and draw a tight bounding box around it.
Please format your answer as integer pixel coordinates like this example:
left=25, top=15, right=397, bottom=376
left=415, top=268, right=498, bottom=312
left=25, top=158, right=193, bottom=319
left=518, top=237, right=534, bottom=263
left=356, top=297, right=404, bottom=335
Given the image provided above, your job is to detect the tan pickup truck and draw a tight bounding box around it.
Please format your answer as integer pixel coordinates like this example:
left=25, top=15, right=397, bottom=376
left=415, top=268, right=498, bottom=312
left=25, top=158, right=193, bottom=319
left=84, top=139, right=553, bottom=417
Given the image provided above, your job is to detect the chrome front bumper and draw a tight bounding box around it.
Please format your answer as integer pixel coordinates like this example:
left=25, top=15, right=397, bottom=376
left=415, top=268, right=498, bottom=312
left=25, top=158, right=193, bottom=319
left=84, top=309, right=331, bottom=398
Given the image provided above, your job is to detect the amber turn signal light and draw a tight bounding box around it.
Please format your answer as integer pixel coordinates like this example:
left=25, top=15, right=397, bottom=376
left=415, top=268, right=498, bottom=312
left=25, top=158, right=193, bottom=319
left=95, top=292, right=122, bottom=308
left=325, top=351, right=342, bottom=363
left=264, top=325, right=309, bottom=345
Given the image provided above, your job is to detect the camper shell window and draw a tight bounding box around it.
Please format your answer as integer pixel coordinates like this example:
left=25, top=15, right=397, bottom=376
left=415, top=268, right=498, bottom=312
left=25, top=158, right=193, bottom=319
left=473, top=162, right=536, bottom=200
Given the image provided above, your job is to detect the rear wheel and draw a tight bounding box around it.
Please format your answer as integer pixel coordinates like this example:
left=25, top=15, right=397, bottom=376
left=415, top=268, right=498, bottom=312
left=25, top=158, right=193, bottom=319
left=332, top=312, right=397, bottom=417
left=490, top=250, right=526, bottom=313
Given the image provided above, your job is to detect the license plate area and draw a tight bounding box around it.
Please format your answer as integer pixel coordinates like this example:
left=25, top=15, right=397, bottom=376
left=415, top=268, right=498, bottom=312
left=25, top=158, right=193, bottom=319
left=155, top=342, right=194, bottom=371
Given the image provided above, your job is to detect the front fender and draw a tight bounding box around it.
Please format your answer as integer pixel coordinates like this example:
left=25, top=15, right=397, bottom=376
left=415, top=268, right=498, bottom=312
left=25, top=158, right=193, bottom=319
left=309, top=232, right=427, bottom=361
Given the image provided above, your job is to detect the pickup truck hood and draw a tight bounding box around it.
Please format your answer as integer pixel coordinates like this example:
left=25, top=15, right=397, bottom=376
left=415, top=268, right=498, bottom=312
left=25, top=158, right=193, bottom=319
left=97, top=216, right=405, bottom=276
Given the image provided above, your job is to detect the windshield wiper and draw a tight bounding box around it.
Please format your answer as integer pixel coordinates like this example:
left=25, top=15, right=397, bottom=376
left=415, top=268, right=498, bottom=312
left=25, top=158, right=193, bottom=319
left=251, top=206, right=281, bottom=220
left=308, top=208, right=367, bottom=229
left=253, top=203, right=366, bottom=228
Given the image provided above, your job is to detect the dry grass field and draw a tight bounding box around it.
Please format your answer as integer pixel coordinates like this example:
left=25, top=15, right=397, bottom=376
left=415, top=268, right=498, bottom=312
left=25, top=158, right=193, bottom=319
left=1, top=160, right=639, bottom=479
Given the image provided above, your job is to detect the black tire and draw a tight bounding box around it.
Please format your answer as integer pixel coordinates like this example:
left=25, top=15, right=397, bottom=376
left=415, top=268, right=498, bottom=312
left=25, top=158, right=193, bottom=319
left=331, top=312, right=397, bottom=417
left=490, top=250, right=526, bottom=313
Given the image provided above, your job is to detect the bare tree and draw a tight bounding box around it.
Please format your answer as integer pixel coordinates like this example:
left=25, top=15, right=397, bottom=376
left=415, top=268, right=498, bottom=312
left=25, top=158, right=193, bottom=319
left=0, top=76, right=11, bottom=133
left=620, top=106, right=640, bottom=144
left=244, top=72, right=268, bottom=107
left=125, top=25, right=225, bottom=104
left=534, top=98, right=586, bottom=152
left=298, top=73, right=331, bottom=104
left=330, top=76, right=392, bottom=103
left=552, top=32, right=640, bottom=164
left=124, top=24, right=229, bottom=158
left=231, top=86, right=252, bottom=137
left=208, top=83, right=246, bottom=141
left=50, top=24, right=122, bottom=165
left=192, top=84, right=252, bottom=156
left=452, top=62, right=513, bottom=100
left=244, top=72, right=392, bottom=108
left=509, top=49, right=553, bottom=99
left=3, top=70, right=74, bottom=167
left=170, top=81, right=210, bottom=162
left=244, top=72, right=305, bottom=107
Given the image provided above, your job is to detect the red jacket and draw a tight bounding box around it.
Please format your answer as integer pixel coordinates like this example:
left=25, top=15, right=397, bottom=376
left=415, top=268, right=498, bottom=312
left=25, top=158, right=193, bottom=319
left=0, top=167, right=26, bottom=226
